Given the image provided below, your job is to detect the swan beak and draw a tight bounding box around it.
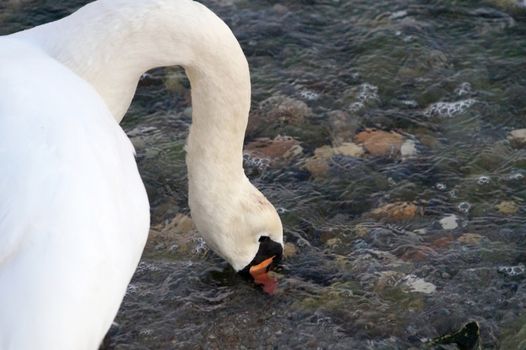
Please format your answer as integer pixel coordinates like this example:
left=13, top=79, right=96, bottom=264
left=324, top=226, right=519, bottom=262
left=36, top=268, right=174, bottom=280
left=249, top=256, right=277, bottom=294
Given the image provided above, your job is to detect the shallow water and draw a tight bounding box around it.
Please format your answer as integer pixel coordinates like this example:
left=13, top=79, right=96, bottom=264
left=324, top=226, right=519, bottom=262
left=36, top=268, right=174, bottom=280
left=2, top=0, right=526, bottom=348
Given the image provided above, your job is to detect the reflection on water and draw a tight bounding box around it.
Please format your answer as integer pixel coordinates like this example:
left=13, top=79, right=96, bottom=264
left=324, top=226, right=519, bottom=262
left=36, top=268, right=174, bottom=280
left=2, top=0, right=526, bottom=348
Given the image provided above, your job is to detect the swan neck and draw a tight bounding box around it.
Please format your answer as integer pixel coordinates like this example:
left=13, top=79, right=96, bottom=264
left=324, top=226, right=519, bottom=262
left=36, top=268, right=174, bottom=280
left=12, top=0, right=251, bottom=125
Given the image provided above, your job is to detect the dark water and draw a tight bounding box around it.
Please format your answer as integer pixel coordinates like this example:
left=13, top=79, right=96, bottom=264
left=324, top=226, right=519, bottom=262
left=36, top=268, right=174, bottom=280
left=2, top=0, right=526, bottom=348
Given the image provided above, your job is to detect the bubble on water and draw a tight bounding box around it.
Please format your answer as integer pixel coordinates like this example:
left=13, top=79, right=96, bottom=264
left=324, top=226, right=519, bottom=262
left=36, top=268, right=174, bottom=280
left=400, top=99, right=418, bottom=108
left=193, top=237, right=208, bottom=255
left=424, top=99, right=476, bottom=118
left=477, top=175, right=491, bottom=185
left=457, top=202, right=471, bottom=213
left=455, top=82, right=473, bottom=97
left=139, top=328, right=153, bottom=337
left=299, top=90, right=319, bottom=101
left=352, top=239, right=368, bottom=249
left=349, top=101, right=365, bottom=112
left=127, top=126, right=158, bottom=137
left=435, top=183, right=447, bottom=191
left=349, top=83, right=379, bottom=112
left=507, top=173, right=524, bottom=181
left=277, top=207, right=288, bottom=214
left=316, top=316, right=333, bottom=327
left=243, top=153, right=270, bottom=171
left=498, top=264, right=525, bottom=277
left=448, top=189, right=458, bottom=199
left=126, top=283, right=138, bottom=296
left=296, top=238, right=311, bottom=248
left=356, top=83, right=379, bottom=102
left=140, top=72, right=154, bottom=80
left=136, top=261, right=162, bottom=273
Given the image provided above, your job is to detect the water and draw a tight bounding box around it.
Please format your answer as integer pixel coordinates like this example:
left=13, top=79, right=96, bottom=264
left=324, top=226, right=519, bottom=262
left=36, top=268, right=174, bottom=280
left=2, top=0, right=526, bottom=348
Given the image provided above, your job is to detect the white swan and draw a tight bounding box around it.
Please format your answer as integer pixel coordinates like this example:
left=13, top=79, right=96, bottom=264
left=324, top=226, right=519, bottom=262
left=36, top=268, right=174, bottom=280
left=0, top=1, right=284, bottom=349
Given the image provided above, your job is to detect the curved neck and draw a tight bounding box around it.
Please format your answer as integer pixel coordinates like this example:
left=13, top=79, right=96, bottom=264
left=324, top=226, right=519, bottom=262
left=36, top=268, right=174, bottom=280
left=14, top=0, right=250, bottom=183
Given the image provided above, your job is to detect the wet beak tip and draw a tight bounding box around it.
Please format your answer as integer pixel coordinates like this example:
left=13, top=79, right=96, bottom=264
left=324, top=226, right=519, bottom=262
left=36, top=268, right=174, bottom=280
left=249, top=256, right=278, bottom=295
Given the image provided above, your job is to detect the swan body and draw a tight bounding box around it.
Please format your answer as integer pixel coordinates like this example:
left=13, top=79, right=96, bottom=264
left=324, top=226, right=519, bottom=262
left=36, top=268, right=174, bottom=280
left=0, top=1, right=283, bottom=349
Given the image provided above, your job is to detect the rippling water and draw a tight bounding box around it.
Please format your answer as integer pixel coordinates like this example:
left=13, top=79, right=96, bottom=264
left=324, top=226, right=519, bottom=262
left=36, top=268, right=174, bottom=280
left=2, top=0, right=526, bottom=348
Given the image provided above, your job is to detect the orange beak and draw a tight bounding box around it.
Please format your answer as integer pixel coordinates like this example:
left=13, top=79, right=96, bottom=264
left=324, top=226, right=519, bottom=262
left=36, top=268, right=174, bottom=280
left=249, top=256, right=278, bottom=295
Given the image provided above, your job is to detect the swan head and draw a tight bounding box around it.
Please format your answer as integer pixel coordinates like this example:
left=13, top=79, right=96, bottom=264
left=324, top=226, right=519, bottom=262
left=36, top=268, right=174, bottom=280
left=189, top=180, right=283, bottom=274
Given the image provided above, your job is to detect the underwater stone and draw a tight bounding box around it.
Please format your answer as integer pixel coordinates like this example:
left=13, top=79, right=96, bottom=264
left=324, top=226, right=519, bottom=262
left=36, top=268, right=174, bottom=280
left=457, top=233, right=483, bottom=245
left=400, top=274, right=436, bottom=294
left=508, top=129, right=526, bottom=148
left=304, top=156, right=330, bottom=179
left=252, top=95, right=311, bottom=127
left=283, top=242, right=298, bottom=258
left=328, top=110, right=358, bottom=146
left=272, top=4, right=289, bottom=16
left=375, top=271, right=405, bottom=292
left=245, top=135, right=303, bottom=166
left=487, top=0, right=526, bottom=12
left=369, top=201, right=421, bottom=221
left=354, top=129, right=405, bottom=158
left=496, top=200, right=519, bottom=215
left=304, top=143, right=364, bottom=178
left=439, top=214, right=459, bottom=230
left=401, top=139, right=418, bottom=160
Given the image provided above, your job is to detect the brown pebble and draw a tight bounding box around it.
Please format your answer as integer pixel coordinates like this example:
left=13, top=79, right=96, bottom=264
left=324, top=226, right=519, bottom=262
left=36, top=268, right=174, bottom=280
left=508, top=129, right=526, bottom=149
left=355, top=129, right=405, bottom=157
left=496, top=200, right=519, bottom=215
left=369, top=202, right=420, bottom=221
left=457, top=233, right=483, bottom=245
left=245, top=135, right=302, bottom=165
left=304, top=156, right=330, bottom=178
left=283, top=242, right=298, bottom=258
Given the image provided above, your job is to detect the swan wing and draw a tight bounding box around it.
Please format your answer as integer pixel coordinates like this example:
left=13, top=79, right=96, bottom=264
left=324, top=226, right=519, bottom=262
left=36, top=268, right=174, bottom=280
left=0, top=39, right=149, bottom=350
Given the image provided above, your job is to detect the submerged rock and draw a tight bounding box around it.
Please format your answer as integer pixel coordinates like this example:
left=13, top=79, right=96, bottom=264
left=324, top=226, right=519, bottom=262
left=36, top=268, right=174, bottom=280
left=328, top=110, right=359, bottom=146
left=400, top=274, right=436, bottom=294
left=304, top=143, right=364, bottom=178
left=369, top=202, right=421, bottom=221
left=400, top=139, right=418, bottom=160
left=439, top=214, right=459, bottom=230
left=457, top=233, right=483, bottom=245
left=354, top=129, right=405, bottom=158
left=272, top=4, right=289, bottom=15
left=375, top=271, right=405, bottom=292
left=245, top=135, right=303, bottom=166
left=508, top=129, right=526, bottom=148
left=496, top=200, right=519, bottom=215
left=488, top=0, right=526, bottom=13
left=304, top=156, right=330, bottom=179
left=283, top=242, right=298, bottom=258
left=247, top=95, right=312, bottom=136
